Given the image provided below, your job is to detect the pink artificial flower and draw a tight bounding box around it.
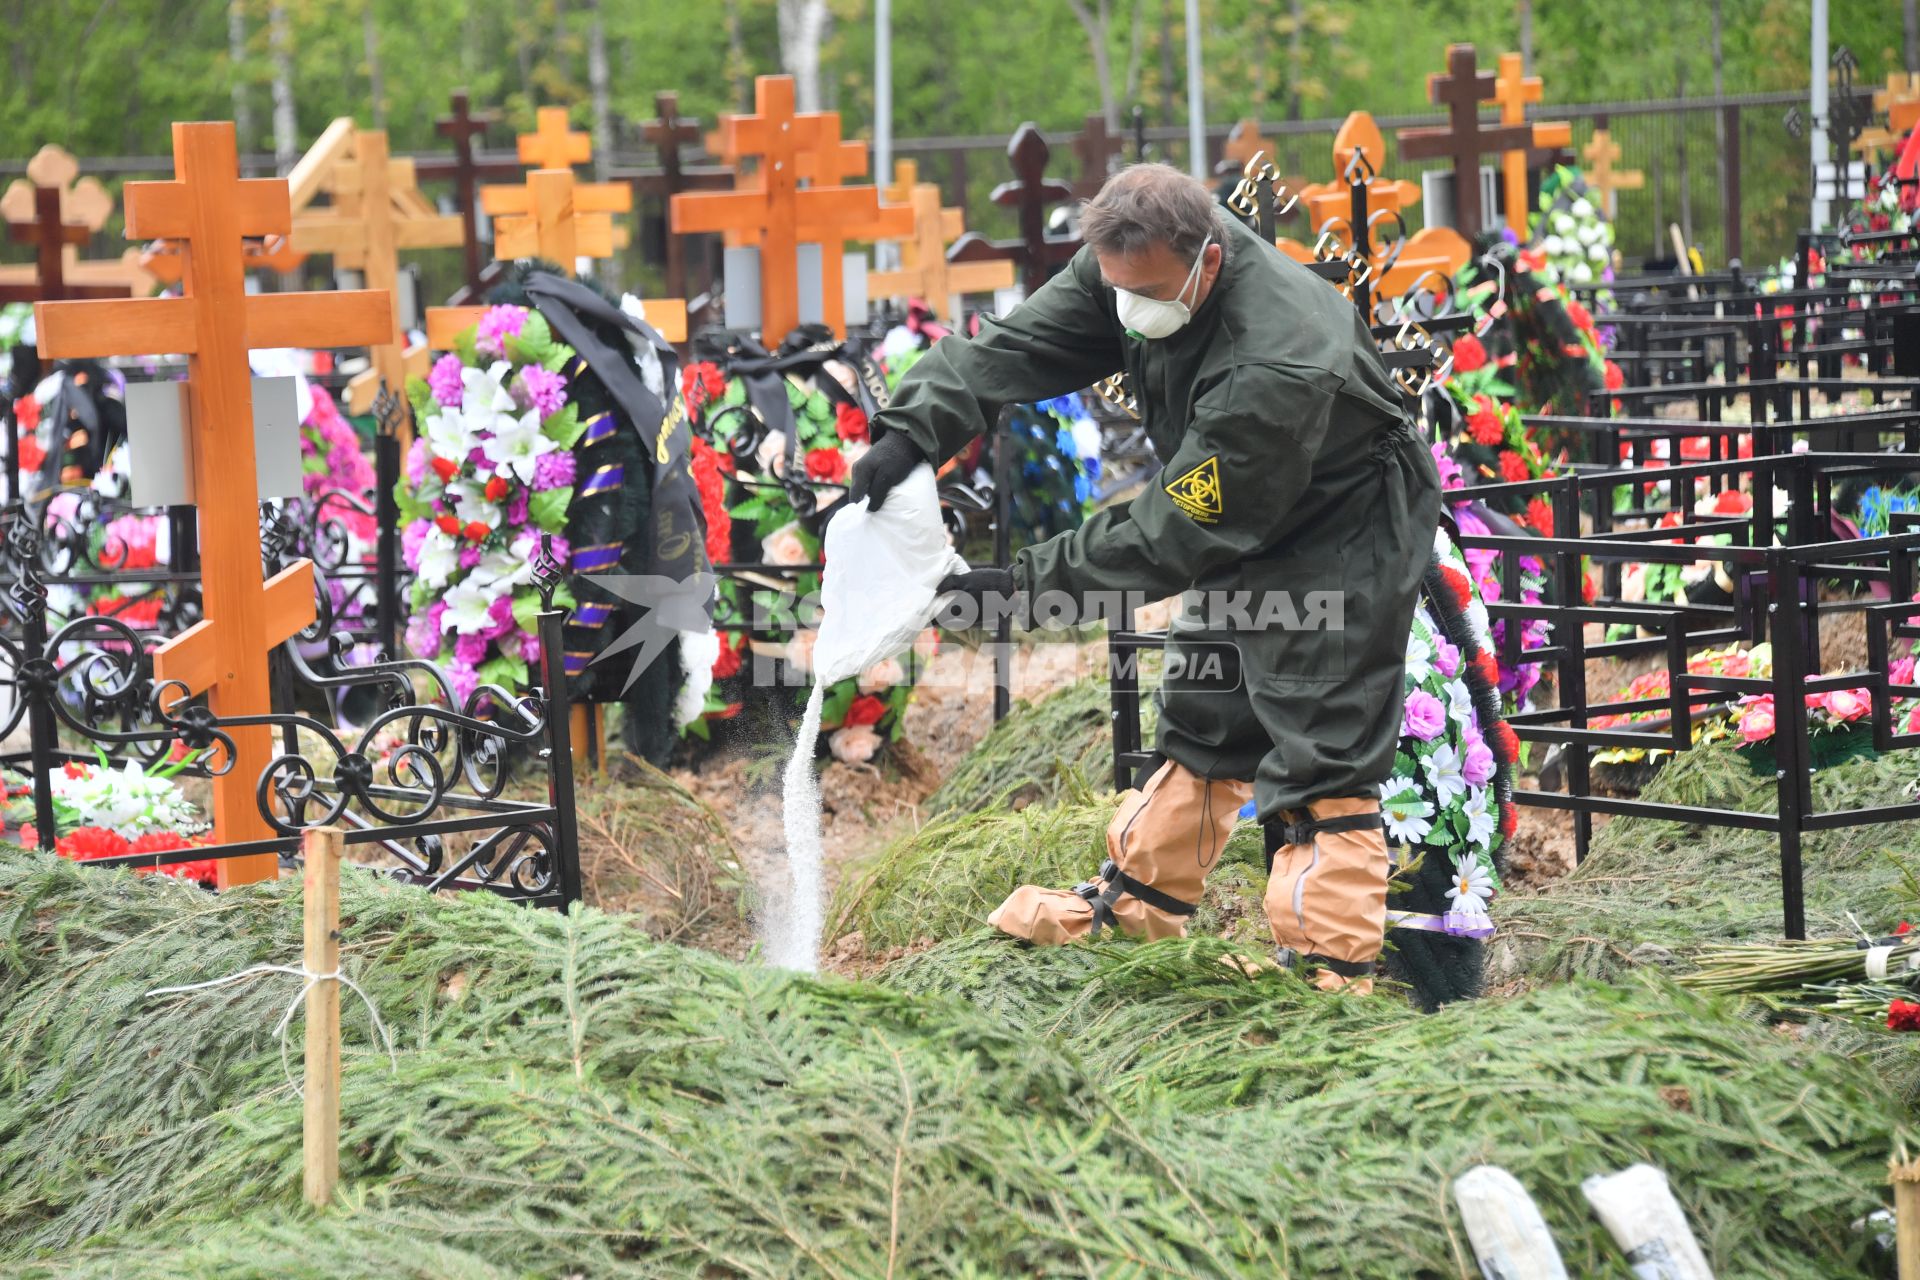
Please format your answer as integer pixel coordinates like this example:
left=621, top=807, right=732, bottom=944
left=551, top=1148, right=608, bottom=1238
left=1893, top=656, right=1917, bottom=688
left=1432, top=635, right=1461, bottom=679
left=1739, top=695, right=1777, bottom=743
left=532, top=450, right=576, bottom=492
left=446, top=660, right=480, bottom=708
left=1401, top=690, right=1446, bottom=741
left=429, top=353, right=466, bottom=407
left=475, top=305, right=529, bottom=357
left=406, top=437, right=430, bottom=485
left=516, top=366, right=568, bottom=417
left=1431, top=442, right=1464, bottom=491
left=1823, top=688, right=1871, bottom=722
left=520, top=626, right=542, bottom=667
left=454, top=632, right=487, bottom=665
left=458, top=544, right=483, bottom=570
left=401, top=519, right=431, bottom=572
left=404, top=612, right=441, bottom=660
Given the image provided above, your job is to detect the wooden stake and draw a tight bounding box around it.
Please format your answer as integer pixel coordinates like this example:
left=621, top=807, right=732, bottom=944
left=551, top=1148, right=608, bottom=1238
left=1893, top=1148, right=1920, bottom=1280
left=302, top=825, right=343, bottom=1209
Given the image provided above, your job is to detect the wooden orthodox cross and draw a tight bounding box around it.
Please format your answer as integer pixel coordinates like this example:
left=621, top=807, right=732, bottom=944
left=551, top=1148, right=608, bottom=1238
left=1395, top=44, right=1533, bottom=234
left=288, top=122, right=465, bottom=422
left=1217, top=117, right=1275, bottom=175
left=609, top=91, right=733, bottom=299
left=946, top=124, right=1080, bottom=298
left=671, top=75, right=911, bottom=339
left=1491, top=52, right=1572, bottom=238
left=1857, top=73, right=1920, bottom=155
left=34, top=121, right=390, bottom=888
left=413, top=91, right=524, bottom=299
left=480, top=108, right=633, bottom=271
left=1581, top=128, right=1643, bottom=220
left=1073, top=113, right=1124, bottom=199
left=0, top=146, right=151, bottom=300
left=867, top=168, right=1014, bottom=320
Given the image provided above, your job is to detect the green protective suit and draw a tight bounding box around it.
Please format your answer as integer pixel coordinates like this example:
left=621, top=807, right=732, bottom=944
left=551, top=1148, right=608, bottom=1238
left=875, top=214, right=1441, bottom=818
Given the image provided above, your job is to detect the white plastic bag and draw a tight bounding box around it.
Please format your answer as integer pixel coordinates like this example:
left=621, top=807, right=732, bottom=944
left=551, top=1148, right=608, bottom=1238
left=1452, top=1165, right=1570, bottom=1280
left=772, top=463, right=965, bottom=972
left=812, top=463, right=968, bottom=684
left=1582, top=1164, right=1715, bottom=1280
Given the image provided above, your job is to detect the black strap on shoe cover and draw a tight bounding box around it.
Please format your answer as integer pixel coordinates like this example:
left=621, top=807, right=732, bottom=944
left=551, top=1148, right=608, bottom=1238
left=1274, top=948, right=1377, bottom=979
left=1262, top=810, right=1387, bottom=873
left=1071, top=859, right=1198, bottom=938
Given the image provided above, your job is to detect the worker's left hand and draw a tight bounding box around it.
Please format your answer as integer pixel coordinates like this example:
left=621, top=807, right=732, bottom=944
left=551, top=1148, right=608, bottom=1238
left=934, top=568, right=1019, bottom=629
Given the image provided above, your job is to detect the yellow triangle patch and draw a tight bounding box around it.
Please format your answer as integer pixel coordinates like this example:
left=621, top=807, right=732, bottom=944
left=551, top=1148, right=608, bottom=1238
left=1164, top=455, right=1223, bottom=524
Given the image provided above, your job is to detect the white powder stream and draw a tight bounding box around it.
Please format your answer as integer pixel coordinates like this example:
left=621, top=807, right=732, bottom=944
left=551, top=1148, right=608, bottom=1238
left=769, top=681, right=828, bottom=971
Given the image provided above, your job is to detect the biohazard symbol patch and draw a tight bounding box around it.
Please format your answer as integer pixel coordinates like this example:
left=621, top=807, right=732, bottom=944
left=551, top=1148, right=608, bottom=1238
left=1164, top=455, right=1223, bottom=524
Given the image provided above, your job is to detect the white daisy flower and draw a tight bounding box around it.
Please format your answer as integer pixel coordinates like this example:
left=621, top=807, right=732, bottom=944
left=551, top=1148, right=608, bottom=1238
left=1462, top=785, right=1498, bottom=849
left=1379, top=777, right=1434, bottom=844
left=1423, top=743, right=1468, bottom=807
left=1446, top=852, right=1495, bottom=915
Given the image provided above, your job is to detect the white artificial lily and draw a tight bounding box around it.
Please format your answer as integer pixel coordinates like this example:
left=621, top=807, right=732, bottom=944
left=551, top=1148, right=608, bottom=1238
left=424, top=406, right=478, bottom=465
left=460, top=361, right=518, bottom=417
left=448, top=481, right=503, bottom=531
left=415, top=528, right=460, bottom=590
left=1423, top=743, right=1468, bottom=807
left=480, top=407, right=558, bottom=484
left=441, top=580, right=497, bottom=635
left=1405, top=631, right=1433, bottom=684
left=1463, top=786, right=1498, bottom=849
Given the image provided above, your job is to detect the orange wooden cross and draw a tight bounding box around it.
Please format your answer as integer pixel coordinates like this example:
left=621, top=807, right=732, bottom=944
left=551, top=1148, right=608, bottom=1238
left=1275, top=112, right=1468, bottom=302
left=1880, top=72, right=1920, bottom=136
left=0, top=146, right=153, bottom=298
left=671, top=75, right=911, bottom=339
left=867, top=179, right=1013, bottom=320
left=288, top=122, right=467, bottom=419
left=481, top=169, right=633, bottom=265
left=1217, top=118, right=1276, bottom=175
left=1581, top=128, right=1643, bottom=219
left=519, top=106, right=593, bottom=171
left=33, top=121, right=390, bottom=889
left=1492, top=52, right=1573, bottom=238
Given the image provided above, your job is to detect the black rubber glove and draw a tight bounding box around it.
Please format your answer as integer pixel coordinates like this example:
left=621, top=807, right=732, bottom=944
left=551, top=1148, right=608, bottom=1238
left=934, top=568, right=1020, bottom=631
left=847, top=429, right=928, bottom=512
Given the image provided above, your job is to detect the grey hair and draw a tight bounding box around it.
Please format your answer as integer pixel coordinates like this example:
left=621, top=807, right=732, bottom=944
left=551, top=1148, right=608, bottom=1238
left=1081, top=163, right=1230, bottom=263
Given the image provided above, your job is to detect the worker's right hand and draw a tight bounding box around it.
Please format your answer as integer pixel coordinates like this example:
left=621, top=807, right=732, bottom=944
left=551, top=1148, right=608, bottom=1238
left=847, top=429, right=927, bottom=513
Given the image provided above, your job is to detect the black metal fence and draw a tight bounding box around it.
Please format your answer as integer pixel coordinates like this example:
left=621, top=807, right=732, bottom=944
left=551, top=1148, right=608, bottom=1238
left=0, top=490, right=582, bottom=907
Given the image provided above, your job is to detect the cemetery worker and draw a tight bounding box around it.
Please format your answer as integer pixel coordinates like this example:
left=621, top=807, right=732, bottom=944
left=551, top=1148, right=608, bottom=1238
left=851, top=164, right=1441, bottom=993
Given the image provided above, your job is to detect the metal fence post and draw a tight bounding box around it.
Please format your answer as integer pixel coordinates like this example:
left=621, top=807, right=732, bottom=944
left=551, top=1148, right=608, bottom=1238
left=537, top=605, right=582, bottom=907
left=374, top=432, right=400, bottom=659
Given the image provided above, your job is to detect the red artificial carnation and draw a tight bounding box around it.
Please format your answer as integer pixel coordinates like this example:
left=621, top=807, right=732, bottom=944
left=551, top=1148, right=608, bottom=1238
left=1467, top=409, right=1505, bottom=447
left=16, top=433, right=43, bottom=473
left=127, top=830, right=217, bottom=886
left=18, top=823, right=36, bottom=847
left=1498, top=450, right=1533, bottom=484
left=462, top=521, right=490, bottom=543
left=679, top=361, right=728, bottom=415
left=1451, top=334, right=1488, bottom=373
left=805, top=447, right=849, bottom=484
left=56, top=826, right=130, bottom=861
left=1583, top=568, right=1597, bottom=604
left=1890, top=999, right=1920, bottom=1032
left=485, top=474, right=510, bottom=502
left=844, top=694, right=888, bottom=727
left=63, top=761, right=89, bottom=780
left=690, top=437, right=733, bottom=568
left=1566, top=300, right=1595, bottom=333
left=711, top=631, right=742, bottom=680
left=835, top=402, right=870, bottom=442
left=430, top=456, right=459, bottom=483
left=435, top=514, right=462, bottom=537
left=1898, top=921, right=1913, bottom=936
left=15, top=394, right=39, bottom=434
left=1524, top=497, right=1555, bottom=536
left=1604, top=360, right=1624, bottom=392
left=1711, top=489, right=1752, bottom=516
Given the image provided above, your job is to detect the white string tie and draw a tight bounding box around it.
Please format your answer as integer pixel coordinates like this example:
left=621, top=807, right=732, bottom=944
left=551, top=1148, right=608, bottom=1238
left=147, top=962, right=398, bottom=1097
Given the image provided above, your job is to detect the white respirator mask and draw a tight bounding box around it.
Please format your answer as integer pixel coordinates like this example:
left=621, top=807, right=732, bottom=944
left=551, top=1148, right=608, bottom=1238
left=1115, top=235, right=1211, bottom=340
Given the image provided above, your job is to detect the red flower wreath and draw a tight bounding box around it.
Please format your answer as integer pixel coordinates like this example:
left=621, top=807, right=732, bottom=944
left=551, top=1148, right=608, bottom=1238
left=1498, top=450, right=1533, bottom=484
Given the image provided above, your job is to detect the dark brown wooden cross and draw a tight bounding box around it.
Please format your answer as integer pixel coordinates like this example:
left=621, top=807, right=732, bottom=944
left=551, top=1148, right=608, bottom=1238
left=947, top=124, right=1080, bottom=297
left=418, top=90, right=524, bottom=298
left=1394, top=44, right=1533, bottom=234
left=0, top=186, right=129, bottom=302
left=609, top=91, right=734, bottom=298
left=1073, top=113, right=1123, bottom=199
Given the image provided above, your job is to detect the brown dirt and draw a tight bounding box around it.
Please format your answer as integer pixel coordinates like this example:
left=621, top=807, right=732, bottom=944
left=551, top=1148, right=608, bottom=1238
left=668, top=637, right=1106, bottom=966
